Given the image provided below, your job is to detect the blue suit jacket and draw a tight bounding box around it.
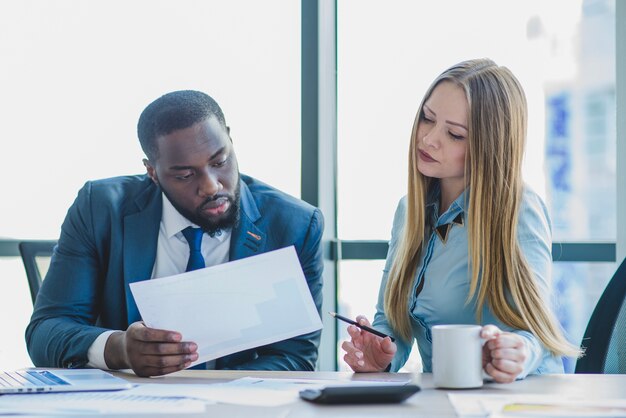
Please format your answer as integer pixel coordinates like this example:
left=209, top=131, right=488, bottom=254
left=26, top=174, right=324, bottom=371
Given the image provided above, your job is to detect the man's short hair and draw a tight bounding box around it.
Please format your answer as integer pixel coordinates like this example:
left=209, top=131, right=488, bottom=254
left=137, top=90, right=227, bottom=161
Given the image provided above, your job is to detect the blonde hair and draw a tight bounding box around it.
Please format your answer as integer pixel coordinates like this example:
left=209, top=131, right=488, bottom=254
left=384, top=58, right=580, bottom=357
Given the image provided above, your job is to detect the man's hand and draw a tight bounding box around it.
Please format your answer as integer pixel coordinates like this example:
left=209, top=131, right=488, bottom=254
left=104, top=322, right=199, bottom=377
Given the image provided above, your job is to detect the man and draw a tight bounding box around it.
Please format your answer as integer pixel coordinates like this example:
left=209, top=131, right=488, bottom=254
left=26, top=90, right=324, bottom=377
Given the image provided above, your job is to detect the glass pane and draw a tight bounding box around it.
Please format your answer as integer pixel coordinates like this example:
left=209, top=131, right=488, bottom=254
left=337, top=0, right=616, bottom=241
left=0, top=258, right=35, bottom=370
left=35, top=256, right=52, bottom=280
left=0, top=0, right=301, bottom=240
left=545, top=0, right=616, bottom=241
left=337, top=260, right=422, bottom=372
left=338, top=260, right=617, bottom=373
left=0, top=0, right=299, bottom=371
left=555, top=261, right=617, bottom=372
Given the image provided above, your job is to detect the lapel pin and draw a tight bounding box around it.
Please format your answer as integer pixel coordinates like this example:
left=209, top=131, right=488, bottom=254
left=246, top=231, right=262, bottom=241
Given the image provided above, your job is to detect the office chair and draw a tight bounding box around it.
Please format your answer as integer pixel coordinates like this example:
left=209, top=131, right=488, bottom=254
left=18, top=240, right=57, bottom=305
left=575, top=257, right=626, bottom=374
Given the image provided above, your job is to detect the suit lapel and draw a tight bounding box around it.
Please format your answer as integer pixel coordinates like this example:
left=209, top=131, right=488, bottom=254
left=218, top=180, right=265, bottom=368
left=123, top=184, right=162, bottom=324
left=230, top=180, right=265, bottom=260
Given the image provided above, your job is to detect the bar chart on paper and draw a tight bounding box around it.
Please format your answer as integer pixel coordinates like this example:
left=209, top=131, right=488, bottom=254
left=130, top=246, right=323, bottom=366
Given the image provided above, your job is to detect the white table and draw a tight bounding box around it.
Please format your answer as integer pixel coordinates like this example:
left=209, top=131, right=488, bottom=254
left=116, top=370, right=626, bottom=417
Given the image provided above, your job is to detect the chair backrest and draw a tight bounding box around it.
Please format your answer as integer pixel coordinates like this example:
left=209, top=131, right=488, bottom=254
left=18, top=240, right=57, bottom=305
left=575, top=257, right=626, bottom=373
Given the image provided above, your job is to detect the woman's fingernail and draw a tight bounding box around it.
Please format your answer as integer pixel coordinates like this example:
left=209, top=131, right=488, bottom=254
left=355, top=352, right=363, bottom=359
left=358, top=360, right=365, bottom=367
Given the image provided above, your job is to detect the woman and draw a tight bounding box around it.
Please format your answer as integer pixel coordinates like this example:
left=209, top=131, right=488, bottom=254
left=341, top=58, right=580, bottom=383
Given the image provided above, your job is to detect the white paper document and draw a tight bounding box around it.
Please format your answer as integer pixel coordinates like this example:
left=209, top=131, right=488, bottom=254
left=126, top=378, right=413, bottom=407
left=130, top=246, right=322, bottom=366
left=186, top=377, right=412, bottom=407
left=449, top=393, right=626, bottom=418
left=126, top=384, right=220, bottom=403
left=0, top=392, right=206, bottom=415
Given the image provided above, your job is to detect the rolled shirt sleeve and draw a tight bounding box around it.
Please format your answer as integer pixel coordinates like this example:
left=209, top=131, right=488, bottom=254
left=511, top=188, right=563, bottom=377
left=87, top=330, right=116, bottom=370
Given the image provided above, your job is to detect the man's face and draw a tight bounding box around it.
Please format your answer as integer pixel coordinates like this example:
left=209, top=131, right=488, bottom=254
left=144, top=116, right=240, bottom=235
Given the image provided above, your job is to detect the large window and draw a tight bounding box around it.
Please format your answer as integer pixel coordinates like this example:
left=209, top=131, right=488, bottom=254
left=336, top=0, right=617, bottom=372
left=0, top=0, right=300, bottom=370
left=1, top=0, right=622, bottom=373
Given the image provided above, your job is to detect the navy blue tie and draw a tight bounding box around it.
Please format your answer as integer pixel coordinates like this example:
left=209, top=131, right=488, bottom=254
left=182, top=227, right=205, bottom=271
left=182, top=227, right=207, bottom=370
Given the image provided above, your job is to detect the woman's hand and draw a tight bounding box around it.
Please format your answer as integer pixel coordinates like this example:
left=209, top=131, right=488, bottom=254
left=481, top=324, right=527, bottom=383
left=340, top=315, right=397, bottom=372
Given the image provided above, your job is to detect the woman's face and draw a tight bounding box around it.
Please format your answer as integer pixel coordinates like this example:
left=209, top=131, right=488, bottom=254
left=416, top=81, right=469, bottom=192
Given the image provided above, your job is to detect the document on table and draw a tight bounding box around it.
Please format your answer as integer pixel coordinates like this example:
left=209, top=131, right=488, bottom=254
left=0, top=392, right=206, bottom=415
left=130, top=246, right=322, bottom=367
left=130, top=377, right=413, bottom=407
left=127, top=380, right=297, bottom=407
left=449, top=393, right=626, bottom=418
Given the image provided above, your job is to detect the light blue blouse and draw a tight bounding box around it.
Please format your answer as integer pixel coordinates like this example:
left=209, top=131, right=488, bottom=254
left=372, top=185, right=564, bottom=377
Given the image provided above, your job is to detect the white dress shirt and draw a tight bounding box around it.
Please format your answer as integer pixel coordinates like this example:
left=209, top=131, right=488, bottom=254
left=87, top=193, right=231, bottom=369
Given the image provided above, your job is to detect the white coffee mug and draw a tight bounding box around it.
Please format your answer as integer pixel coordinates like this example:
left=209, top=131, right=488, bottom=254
left=432, top=324, right=484, bottom=389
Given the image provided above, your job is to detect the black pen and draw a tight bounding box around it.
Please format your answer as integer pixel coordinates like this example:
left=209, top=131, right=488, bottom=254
left=329, top=312, right=395, bottom=342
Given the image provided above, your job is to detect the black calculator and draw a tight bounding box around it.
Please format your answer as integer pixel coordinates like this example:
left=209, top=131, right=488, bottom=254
left=299, top=384, right=421, bottom=405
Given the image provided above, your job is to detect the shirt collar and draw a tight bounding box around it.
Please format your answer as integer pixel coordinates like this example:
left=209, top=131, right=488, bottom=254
left=161, top=194, right=229, bottom=243
left=426, top=182, right=470, bottom=226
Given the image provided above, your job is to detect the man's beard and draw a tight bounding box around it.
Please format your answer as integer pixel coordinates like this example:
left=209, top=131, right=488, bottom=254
left=163, top=180, right=241, bottom=237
